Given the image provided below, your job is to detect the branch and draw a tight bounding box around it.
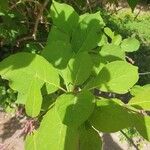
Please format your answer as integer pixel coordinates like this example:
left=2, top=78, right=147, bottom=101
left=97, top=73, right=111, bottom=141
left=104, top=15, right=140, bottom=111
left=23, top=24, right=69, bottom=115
left=16, top=36, right=34, bottom=47
left=15, top=0, right=50, bottom=45
left=139, top=72, right=150, bottom=75
left=32, top=0, right=49, bottom=40
left=125, top=56, right=135, bottom=64
left=86, top=0, right=92, bottom=13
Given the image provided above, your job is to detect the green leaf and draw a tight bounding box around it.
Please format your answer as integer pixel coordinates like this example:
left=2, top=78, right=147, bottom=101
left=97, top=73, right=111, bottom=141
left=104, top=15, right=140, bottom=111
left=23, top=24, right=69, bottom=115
left=46, top=26, right=70, bottom=44
left=134, top=114, right=150, bottom=141
left=79, top=123, right=102, bottom=150
left=60, top=52, right=93, bottom=88
left=98, top=34, right=108, bottom=46
left=99, top=44, right=125, bottom=62
left=130, top=85, right=143, bottom=96
left=25, top=131, right=38, bottom=150
left=90, top=53, right=106, bottom=75
left=104, top=27, right=114, bottom=39
left=42, top=41, right=74, bottom=69
left=129, top=85, right=150, bottom=110
left=78, top=12, right=105, bottom=27
left=35, top=106, right=79, bottom=150
left=121, top=38, right=140, bottom=52
left=0, top=52, right=60, bottom=117
left=25, top=78, right=42, bottom=117
left=89, top=98, right=133, bottom=132
left=127, top=0, right=138, bottom=11
left=112, top=35, right=122, bottom=45
left=87, top=61, right=139, bottom=94
left=50, top=1, right=79, bottom=35
left=55, top=90, right=95, bottom=128
left=71, top=12, right=105, bottom=52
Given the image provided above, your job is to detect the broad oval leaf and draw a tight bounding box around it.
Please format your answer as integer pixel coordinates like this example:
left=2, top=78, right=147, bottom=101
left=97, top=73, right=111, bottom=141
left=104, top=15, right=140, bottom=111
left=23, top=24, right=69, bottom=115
left=89, top=98, right=134, bottom=132
left=26, top=106, right=79, bottom=150
left=121, top=38, right=140, bottom=52
left=99, top=44, right=125, bottom=62
left=71, top=12, right=105, bottom=52
left=0, top=52, right=60, bottom=117
left=129, top=85, right=150, bottom=110
left=50, top=1, right=79, bottom=35
left=130, top=85, right=143, bottom=96
left=88, top=61, right=139, bottom=94
left=55, top=90, right=95, bottom=128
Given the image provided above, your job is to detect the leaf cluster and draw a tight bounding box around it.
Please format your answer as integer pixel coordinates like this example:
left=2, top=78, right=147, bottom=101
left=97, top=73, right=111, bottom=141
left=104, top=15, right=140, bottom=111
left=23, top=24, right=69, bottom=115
left=0, top=1, right=150, bottom=150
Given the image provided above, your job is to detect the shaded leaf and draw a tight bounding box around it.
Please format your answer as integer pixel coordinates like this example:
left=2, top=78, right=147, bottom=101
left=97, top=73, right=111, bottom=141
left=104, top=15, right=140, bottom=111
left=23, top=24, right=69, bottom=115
left=50, top=1, right=79, bottom=35
left=89, top=98, right=134, bottom=132
left=127, top=0, right=138, bottom=11
left=87, top=61, right=139, bottom=94
left=56, top=90, right=95, bottom=127
left=71, top=12, right=105, bottom=52
left=90, top=53, right=106, bottom=75
left=0, top=52, right=60, bottom=117
left=60, top=52, right=93, bottom=89
left=99, top=44, right=125, bottom=62
left=42, top=41, right=73, bottom=69
left=46, top=26, right=70, bottom=44
left=35, top=106, right=79, bottom=150
left=79, top=123, right=102, bottom=150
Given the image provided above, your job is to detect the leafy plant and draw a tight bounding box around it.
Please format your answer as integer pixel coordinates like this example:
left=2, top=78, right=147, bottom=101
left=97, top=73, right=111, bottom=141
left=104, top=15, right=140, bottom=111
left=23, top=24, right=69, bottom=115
left=0, top=1, right=150, bottom=150
left=100, top=7, right=150, bottom=85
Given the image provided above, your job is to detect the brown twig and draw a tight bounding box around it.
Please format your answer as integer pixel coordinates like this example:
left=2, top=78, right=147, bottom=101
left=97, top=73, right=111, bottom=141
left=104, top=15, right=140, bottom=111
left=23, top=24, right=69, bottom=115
left=86, top=0, right=92, bottom=13
left=32, top=0, right=49, bottom=40
left=10, top=0, right=40, bottom=10
left=16, top=36, right=34, bottom=47
left=15, top=0, right=49, bottom=46
left=125, top=56, right=135, bottom=64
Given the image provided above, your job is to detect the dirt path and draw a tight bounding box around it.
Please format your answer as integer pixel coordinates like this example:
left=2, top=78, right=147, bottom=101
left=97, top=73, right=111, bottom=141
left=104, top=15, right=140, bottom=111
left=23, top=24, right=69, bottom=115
left=0, top=112, right=24, bottom=150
